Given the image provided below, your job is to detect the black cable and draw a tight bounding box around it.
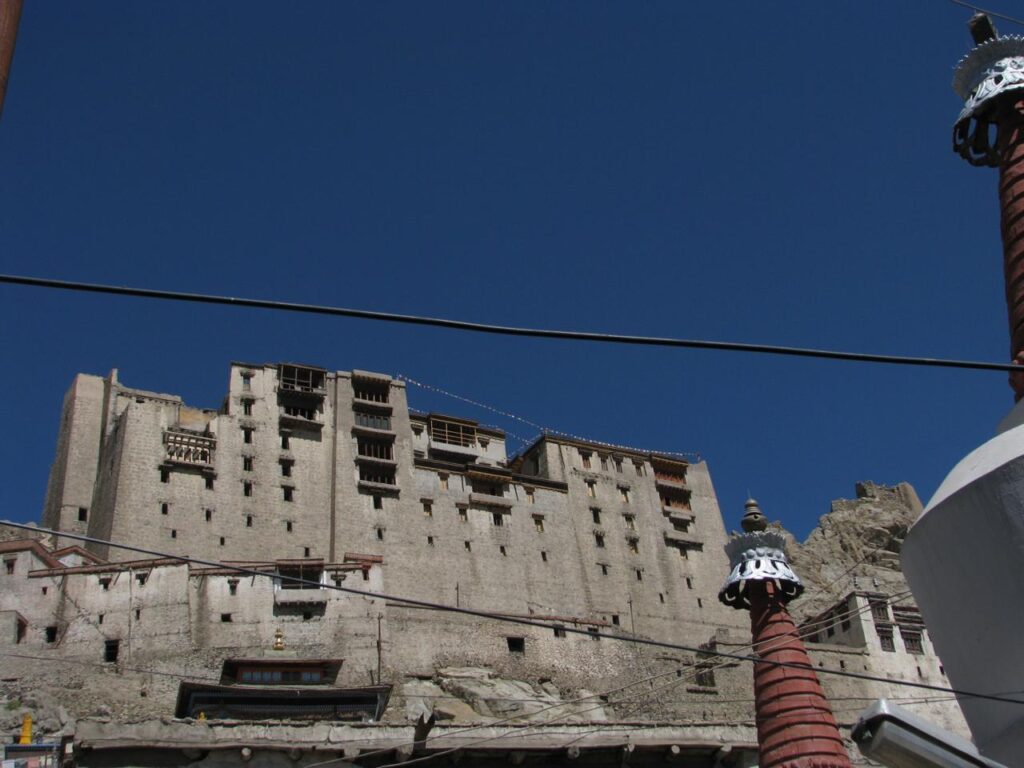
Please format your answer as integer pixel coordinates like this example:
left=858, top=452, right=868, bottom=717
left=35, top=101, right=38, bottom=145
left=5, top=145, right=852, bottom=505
left=1, top=274, right=1020, bottom=373
left=4, top=520, right=1021, bottom=707
left=949, top=0, right=1024, bottom=28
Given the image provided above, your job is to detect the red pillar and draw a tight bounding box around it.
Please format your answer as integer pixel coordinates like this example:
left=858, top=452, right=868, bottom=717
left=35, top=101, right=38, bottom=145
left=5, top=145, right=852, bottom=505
left=999, top=101, right=1024, bottom=400
left=749, top=581, right=852, bottom=768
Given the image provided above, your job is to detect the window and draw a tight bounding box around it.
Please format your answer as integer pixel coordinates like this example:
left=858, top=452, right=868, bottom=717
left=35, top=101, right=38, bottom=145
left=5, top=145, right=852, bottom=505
left=241, top=373, right=252, bottom=392
left=4, top=560, right=14, bottom=575
left=614, top=458, right=623, bottom=473
left=283, top=486, right=294, bottom=502
left=506, top=637, right=525, bottom=653
left=633, top=461, right=645, bottom=476
left=355, top=411, right=391, bottom=431
left=659, top=592, right=665, bottom=604
left=354, top=381, right=389, bottom=403
left=243, top=481, right=253, bottom=497
left=246, top=515, right=253, bottom=527
left=500, top=545, right=507, bottom=557
left=423, top=501, right=433, bottom=517
left=533, top=515, right=545, bottom=533
left=624, top=515, right=636, bottom=530
left=281, top=434, right=290, bottom=450
left=359, top=466, right=396, bottom=485
left=901, top=628, right=924, bottom=655
left=619, top=486, right=630, bottom=503
left=627, top=539, right=639, bottom=554
left=160, top=469, right=170, bottom=483
left=870, top=599, right=889, bottom=623
left=358, top=438, right=393, bottom=460
left=878, top=627, right=895, bottom=652
left=588, top=627, right=600, bottom=641
left=697, top=598, right=703, bottom=608
left=841, top=618, right=851, bottom=632
left=686, top=577, right=693, bottom=589
left=594, top=533, right=605, bottom=548
left=99, top=577, right=111, bottom=591
left=282, top=404, right=316, bottom=421
left=373, top=494, right=383, bottom=510
left=243, top=400, right=253, bottom=416
left=219, top=537, right=226, bottom=546
left=553, top=626, right=566, bottom=638
left=541, top=551, right=548, bottom=562
left=281, top=462, right=292, bottom=477
left=286, top=521, right=293, bottom=532
left=591, top=508, right=601, bottom=524
left=580, top=450, right=592, bottom=469
left=41, top=586, right=48, bottom=595
left=205, top=509, right=213, bottom=521
left=161, top=502, right=169, bottom=515
left=492, top=512, right=504, bottom=527
left=98, top=613, right=104, bottom=624
left=228, top=579, right=239, bottom=595
left=78, top=507, right=88, bottom=522
left=104, top=639, right=119, bottom=663
left=525, top=487, right=535, bottom=504
left=439, top=474, right=449, bottom=491
left=672, top=518, right=690, bottom=532
left=586, top=480, right=596, bottom=498
left=171, top=529, right=177, bottom=539
left=430, top=418, right=475, bottom=447
left=600, top=563, right=609, bottom=576
left=243, top=427, right=253, bottom=444
left=599, top=455, right=608, bottom=471
left=238, top=666, right=325, bottom=685
left=206, top=476, right=214, bottom=490
left=280, top=365, right=325, bottom=393
left=464, top=541, right=472, bottom=552
left=135, top=609, right=141, bottom=621
left=221, top=613, right=233, bottom=623
left=243, top=456, right=253, bottom=472
left=304, top=547, right=311, bottom=557
left=376, top=528, right=384, bottom=541
left=45, top=626, right=57, bottom=643
left=611, top=615, right=619, bottom=626
left=427, top=536, right=434, bottom=546
left=635, top=569, right=643, bottom=582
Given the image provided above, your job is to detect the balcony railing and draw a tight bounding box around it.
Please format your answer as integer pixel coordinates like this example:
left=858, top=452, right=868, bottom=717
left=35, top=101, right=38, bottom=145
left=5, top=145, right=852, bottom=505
left=164, top=430, right=215, bottom=467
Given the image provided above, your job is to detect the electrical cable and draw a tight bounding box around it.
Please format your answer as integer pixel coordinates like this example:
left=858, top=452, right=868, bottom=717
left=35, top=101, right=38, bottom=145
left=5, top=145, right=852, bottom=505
left=3, top=521, right=1017, bottom=709
left=1, top=273, right=1021, bottom=373
left=949, top=0, right=1024, bottom=28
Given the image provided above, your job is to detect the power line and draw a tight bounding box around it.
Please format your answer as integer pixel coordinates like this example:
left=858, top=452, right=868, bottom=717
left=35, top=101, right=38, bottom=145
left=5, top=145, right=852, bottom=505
left=1, top=273, right=1021, bottom=373
left=949, top=0, right=1024, bottom=28
left=4, top=520, right=1020, bottom=708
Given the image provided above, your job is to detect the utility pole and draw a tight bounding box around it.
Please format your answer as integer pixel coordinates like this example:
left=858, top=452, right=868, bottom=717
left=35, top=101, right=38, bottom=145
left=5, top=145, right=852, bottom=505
left=0, top=0, right=24, bottom=119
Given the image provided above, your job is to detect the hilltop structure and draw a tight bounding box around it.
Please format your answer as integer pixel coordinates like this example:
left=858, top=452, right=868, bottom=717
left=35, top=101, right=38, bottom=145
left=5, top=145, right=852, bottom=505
left=1, top=362, right=968, bottom=766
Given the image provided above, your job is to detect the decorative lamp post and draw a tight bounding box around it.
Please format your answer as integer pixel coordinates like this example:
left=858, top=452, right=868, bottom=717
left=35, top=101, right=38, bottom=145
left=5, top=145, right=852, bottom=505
left=951, top=16, right=1024, bottom=399
left=719, top=499, right=852, bottom=768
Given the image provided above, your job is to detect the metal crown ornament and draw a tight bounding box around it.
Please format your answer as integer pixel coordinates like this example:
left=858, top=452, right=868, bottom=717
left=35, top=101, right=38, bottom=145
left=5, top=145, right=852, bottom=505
left=953, top=35, right=1024, bottom=166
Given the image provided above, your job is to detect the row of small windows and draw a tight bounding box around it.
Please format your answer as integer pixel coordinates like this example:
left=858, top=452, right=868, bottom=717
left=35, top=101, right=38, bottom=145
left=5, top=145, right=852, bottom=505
left=578, top=450, right=646, bottom=476
left=584, top=480, right=630, bottom=503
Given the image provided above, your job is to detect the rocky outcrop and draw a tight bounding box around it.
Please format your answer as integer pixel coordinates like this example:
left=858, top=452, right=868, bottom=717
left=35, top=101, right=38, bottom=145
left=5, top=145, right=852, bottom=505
left=782, top=481, right=921, bottom=619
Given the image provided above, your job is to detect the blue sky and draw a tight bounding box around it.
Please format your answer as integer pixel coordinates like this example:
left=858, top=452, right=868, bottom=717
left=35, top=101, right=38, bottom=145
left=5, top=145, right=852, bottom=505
left=0, top=2, right=1015, bottom=539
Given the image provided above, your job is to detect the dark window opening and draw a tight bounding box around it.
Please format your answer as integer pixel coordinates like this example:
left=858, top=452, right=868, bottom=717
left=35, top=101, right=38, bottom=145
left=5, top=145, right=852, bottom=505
left=104, top=639, right=119, bottom=663
left=205, top=509, right=213, bottom=521
left=99, top=577, right=111, bottom=591
left=97, top=613, right=104, bottom=624
left=281, top=462, right=292, bottom=477
left=427, top=536, right=434, bottom=546
left=360, top=466, right=396, bottom=485
left=464, top=541, right=471, bottom=552
left=594, top=533, right=605, bottom=548
left=500, top=545, right=507, bottom=556
left=160, top=469, right=170, bottom=483
left=354, top=381, right=390, bottom=403
left=220, top=537, right=226, bottom=546
left=4, top=560, right=13, bottom=575
left=41, top=586, right=48, bottom=595
left=304, top=547, right=311, bottom=557
left=228, top=579, right=238, bottom=596
left=373, top=494, right=383, bottom=510
left=279, top=365, right=325, bottom=393
left=541, top=551, right=548, bottom=562
left=358, top=438, right=394, bottom=460
left=611, top=615, right=620, bottom=626
left=659, top=593, right=665, bottom=604
left=246, top=515, right=253, bottom=527
left=580, top=451, right=592, bottom=469
left=591, top=508, right=601, bottom=524
left=492, top=512, right=504, bottom=526
left=635, top=569, right=643, bottom=582
left=878, top=628, right=895, bottom=652
left=506, top=637, right=525, bottom=653
left=423, top=501, right=433, bottom=516
left=161, top=502, right=169, bottom=515
left=78, top=507, right=88, bottom=522
left=283, top=486, right=294, bottom=502
left=135, top=609, right=141, bottom=621
left=243, top=456, right=253, bottom=472
left=243, top=481, right=253, bottom=497
left=901, top=629, right=924, bottom=655
left=685, top=577, right=693, bottom=590
left=281, top=433, right=290, bottom=450
left=282, top=404, right=316, bottom=421
left=243, top=400, right=253, bottom=416
left=376, top=528, right=384, bottom=541
left=355, top=411, right=391, bottom=431
left=171, top=529, right=177, bottom=539
left=45, top=626, right=57, bottom=643
left=205, top=476, right=214, bottom=490
left=600, top=564, right=609, bottom=576
left=286, top=521, right=293, bottom=532
left=243, top=427, right=253, bottom=444
left=553, top=626, right=566, bottom=638
left=221, top=613, right=233, bottom=623
left=238, top=666, right=325, bottom=685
